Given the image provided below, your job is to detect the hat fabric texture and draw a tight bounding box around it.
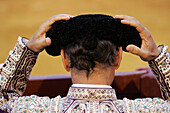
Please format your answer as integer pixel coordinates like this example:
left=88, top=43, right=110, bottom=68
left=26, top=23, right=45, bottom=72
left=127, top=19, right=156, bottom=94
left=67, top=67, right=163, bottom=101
left=45, top=14, right=141, bottom=56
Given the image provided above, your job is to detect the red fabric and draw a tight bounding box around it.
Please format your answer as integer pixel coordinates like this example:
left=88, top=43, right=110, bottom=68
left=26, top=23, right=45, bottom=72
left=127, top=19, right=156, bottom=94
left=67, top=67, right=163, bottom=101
left=23, top=67, right=161, bottom=99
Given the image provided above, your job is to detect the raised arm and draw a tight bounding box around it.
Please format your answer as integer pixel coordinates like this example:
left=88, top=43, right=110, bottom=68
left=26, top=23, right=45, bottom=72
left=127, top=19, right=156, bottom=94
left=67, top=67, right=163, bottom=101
left=0, top=37, right=38, bottom=106
left=0, top=14, right=73, bottom=111
left=115, top=15, right=170, bottom=112
left=148, top=45, right=170, bottom=100
left=115, top=15, right=169, bottom=100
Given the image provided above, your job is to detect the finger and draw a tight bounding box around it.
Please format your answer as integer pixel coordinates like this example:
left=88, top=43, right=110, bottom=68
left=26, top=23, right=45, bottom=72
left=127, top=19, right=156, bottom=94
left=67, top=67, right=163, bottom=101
left=114, top=15, right=147, bottom=33
left=121, top=20, right=150, bottom=41
left=114, top=15, right=136, bottom=20
left=67, top=14, right=74, bottom=18
left=36, top=14, right=72, bottom=36
left=40, top=34, right=51, bottom=47
left=46, top=14, right=73, bottom=26
left=121, top=19, right=145, bottom=32
left=126, top=44, right=146, bottom=57
left=45, top=37, right=51, bottom=46
left=41, top=14, right=71, bottom=31
left=37, top=37, right=51, bottom=50
left=114, top=15, right=146, bottom=34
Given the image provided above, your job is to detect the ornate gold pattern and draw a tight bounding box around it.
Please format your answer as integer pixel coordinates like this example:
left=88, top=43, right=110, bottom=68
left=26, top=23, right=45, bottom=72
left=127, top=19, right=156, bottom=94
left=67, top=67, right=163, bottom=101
left=0, top=37, right=38, bottom=112
left=0, top=39, right=169, bottom=113
left=149, top=45, right=170, bottom=100
left=124, top=97, right=170, bottom=113
left=67, top=87, right=117, bottom=100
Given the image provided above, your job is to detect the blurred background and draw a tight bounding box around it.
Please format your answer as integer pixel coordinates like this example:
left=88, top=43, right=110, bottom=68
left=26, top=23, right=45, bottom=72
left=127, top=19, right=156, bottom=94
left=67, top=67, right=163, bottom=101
left=0, top=0, right=169, bottom=76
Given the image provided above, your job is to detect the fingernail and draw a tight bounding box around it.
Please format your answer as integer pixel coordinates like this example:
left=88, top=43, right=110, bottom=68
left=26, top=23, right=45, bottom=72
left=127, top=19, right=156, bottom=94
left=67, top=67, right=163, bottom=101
left=114, top=15, right=120, bottom=17
left=46, top=37, right=51, bottom=45
left=127, top=46, right=132, bottom=52
left=121, top=20, right=126, bottom=23
left=70, top=15, right=74, bottom=18
left=114, top=15, right=118, bottom=18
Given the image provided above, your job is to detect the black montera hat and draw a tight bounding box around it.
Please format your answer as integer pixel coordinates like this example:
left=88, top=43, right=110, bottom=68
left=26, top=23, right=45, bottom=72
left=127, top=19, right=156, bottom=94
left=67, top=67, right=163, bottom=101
left=45, top=14, right=141, bottom=56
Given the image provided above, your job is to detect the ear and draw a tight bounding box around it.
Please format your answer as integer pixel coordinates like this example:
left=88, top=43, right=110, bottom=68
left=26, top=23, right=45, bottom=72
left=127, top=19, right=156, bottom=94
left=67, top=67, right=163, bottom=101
left=61, top=49, right=70, bottom=72
left=113, top=47, right=122, bottom=70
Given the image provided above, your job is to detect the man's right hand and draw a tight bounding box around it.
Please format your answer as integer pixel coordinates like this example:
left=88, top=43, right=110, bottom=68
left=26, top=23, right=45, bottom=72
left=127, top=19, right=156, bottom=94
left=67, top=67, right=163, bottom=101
left=114, top=15, right=161, bottom=61
left=27, top=14, right=73, bottom=53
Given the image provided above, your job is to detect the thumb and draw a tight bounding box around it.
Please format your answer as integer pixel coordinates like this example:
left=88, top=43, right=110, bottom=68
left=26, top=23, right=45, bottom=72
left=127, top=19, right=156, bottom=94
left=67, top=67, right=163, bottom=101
left=126, top=44, right=145, bottom=57
left=38, top=37, right=51, bottom=49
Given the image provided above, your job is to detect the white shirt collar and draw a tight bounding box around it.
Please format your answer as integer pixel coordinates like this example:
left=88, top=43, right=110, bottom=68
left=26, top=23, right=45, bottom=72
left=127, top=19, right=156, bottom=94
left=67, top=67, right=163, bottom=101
left=72, top=84, right=112, bottom=88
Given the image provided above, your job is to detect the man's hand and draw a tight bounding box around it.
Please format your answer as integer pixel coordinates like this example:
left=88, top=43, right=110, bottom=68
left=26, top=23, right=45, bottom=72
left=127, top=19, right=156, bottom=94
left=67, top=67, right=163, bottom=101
left=114, top=15, right=161, bottom=61
left=27, top=14, right=73, bottom=53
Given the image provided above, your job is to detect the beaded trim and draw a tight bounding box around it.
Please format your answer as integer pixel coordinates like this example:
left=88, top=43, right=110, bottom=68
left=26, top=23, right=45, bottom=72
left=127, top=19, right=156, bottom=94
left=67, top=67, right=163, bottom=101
left=124, top=97, right=170, bottom=113
left=0, top=37, right=38, bottom=112
left=0, top=42, right=169, bottom=112
left=67, top=87, right=117, bottom=100
left=0, top=37, right=28, bottom=90
left=149, top=45, right=170, bottom=100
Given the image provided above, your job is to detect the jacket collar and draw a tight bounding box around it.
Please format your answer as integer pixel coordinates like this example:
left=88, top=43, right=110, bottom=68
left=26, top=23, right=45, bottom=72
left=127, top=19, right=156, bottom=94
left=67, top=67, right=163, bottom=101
left=67, top=84, right=117, bottom=100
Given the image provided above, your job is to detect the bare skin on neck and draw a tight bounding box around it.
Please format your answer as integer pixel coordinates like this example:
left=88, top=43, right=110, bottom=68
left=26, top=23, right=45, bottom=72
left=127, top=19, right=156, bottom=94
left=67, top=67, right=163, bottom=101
left=70, top=66, right=115, bottom=85
left=60, top=47, right=122, bottom=86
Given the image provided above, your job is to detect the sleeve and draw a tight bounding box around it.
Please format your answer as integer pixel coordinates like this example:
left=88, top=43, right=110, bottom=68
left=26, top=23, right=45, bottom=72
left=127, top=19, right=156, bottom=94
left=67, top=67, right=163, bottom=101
left=0, top=95, right=62, bottom=112
left=148, top=45, right=170, bottom=100
left=0, top=36, right=38, bottom=106
left=123, top=97, right=170, bottom=113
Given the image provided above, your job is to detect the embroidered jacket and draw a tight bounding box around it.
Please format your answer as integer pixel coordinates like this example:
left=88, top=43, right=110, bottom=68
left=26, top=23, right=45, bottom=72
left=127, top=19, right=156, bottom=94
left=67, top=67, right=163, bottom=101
left=0, top=37, right=169, bottom=113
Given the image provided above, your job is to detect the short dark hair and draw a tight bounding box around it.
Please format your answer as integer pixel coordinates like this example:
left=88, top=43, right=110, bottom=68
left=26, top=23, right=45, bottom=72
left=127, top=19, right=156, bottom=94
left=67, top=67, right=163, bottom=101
left=64, top=37, right=120, bottom=76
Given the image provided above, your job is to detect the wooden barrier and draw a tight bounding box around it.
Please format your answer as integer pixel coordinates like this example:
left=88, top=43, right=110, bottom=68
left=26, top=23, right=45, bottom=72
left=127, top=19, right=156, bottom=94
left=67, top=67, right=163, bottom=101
left=23, top=67, right=161, bottom=99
